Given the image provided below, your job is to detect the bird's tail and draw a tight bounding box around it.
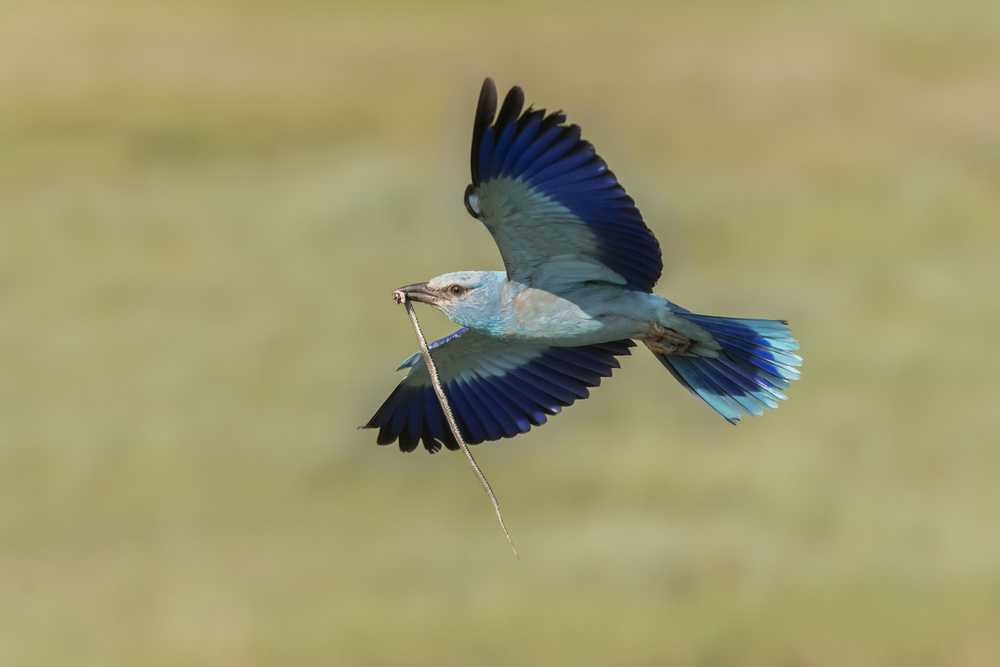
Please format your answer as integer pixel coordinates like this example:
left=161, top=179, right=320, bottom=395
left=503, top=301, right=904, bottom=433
left=649, top=313, right=802, bottom=423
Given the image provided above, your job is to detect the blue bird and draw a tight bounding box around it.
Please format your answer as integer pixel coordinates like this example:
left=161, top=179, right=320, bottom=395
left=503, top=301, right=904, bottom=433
left=365, top=79, right=801, bottom=453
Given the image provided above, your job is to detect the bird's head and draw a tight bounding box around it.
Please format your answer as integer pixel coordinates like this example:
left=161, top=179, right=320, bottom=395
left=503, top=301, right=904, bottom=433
left=395, top=271, right=504, bottom=332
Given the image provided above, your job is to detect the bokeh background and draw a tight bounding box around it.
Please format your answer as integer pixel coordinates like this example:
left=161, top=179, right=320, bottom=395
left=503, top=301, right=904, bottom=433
left=3, top=0, right=999, bottom=664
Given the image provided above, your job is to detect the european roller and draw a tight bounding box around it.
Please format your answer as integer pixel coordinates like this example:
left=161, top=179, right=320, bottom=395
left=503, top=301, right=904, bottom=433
left=365, top=78, right=802, bottom=453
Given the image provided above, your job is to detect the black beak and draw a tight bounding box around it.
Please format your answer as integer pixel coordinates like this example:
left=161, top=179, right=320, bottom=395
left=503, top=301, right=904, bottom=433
left=394, top=282, right=437, bottom=305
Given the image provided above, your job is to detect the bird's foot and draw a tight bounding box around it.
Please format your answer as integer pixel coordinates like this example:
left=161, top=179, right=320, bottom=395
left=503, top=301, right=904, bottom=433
left=643, top=323, right=694, bottom=356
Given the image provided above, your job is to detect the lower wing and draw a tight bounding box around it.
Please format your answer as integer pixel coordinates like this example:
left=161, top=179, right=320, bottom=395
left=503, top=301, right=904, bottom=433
left=363, top=329, right=634, bottom=452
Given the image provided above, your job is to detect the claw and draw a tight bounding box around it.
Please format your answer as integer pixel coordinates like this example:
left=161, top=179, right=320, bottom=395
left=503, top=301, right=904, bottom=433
left=643, top=323, right=694, bottom=356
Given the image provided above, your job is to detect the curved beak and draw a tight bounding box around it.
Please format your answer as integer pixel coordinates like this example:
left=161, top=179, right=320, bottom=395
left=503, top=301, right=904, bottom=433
left=394, top=281, right=438, bottom=305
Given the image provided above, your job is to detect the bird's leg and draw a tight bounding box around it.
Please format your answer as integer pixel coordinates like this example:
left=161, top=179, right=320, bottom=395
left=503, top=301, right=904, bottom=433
left=643, top=322, right=695, bottom=356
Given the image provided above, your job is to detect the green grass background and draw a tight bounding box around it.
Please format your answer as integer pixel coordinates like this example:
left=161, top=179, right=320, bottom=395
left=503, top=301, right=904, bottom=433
left=2, top=0, right=999, bottom=664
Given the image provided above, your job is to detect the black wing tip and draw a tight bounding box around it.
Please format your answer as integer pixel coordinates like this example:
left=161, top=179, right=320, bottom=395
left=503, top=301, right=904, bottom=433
left=372, top=423, right=454, bottom=453
left=480, top=76, right=497, bottom=100
left=471, top=78, right=533, bottom=186
left=478, top=78, right=499, bottom=124
left=496, top=84, right=525, bottom=129
left=471, top=78, right=499, bottom=185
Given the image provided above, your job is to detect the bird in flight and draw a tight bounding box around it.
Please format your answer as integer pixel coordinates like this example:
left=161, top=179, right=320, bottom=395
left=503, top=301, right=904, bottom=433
left=365, top=78, right=801, bottom=453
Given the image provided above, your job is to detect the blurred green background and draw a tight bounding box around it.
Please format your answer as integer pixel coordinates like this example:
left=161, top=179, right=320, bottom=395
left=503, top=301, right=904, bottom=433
left=2, top=0, right=999, bottom=664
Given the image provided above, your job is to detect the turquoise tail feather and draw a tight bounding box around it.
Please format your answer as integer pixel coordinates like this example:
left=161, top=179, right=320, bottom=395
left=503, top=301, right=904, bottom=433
left=651, top=314, right=802, bottom=423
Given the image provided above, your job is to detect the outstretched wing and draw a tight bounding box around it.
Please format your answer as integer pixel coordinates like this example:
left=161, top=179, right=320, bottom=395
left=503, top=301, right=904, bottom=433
left=464, top=78, right=663, bottom=292
left=364, top=328, right=634, bottom=453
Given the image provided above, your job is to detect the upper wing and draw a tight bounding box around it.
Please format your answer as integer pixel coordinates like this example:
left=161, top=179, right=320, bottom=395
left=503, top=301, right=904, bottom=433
left=464, top=78, right=663, bottom=292
left=364, top=328, right=634, bottom=453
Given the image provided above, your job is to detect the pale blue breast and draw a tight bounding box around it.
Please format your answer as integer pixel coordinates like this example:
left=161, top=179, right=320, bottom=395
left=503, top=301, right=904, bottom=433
left=500, top=282, right=659, bottom=346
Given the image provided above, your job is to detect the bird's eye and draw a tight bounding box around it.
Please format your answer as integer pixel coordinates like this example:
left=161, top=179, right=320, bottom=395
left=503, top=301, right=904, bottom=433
left=449, top=284, right=467, bottom=296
